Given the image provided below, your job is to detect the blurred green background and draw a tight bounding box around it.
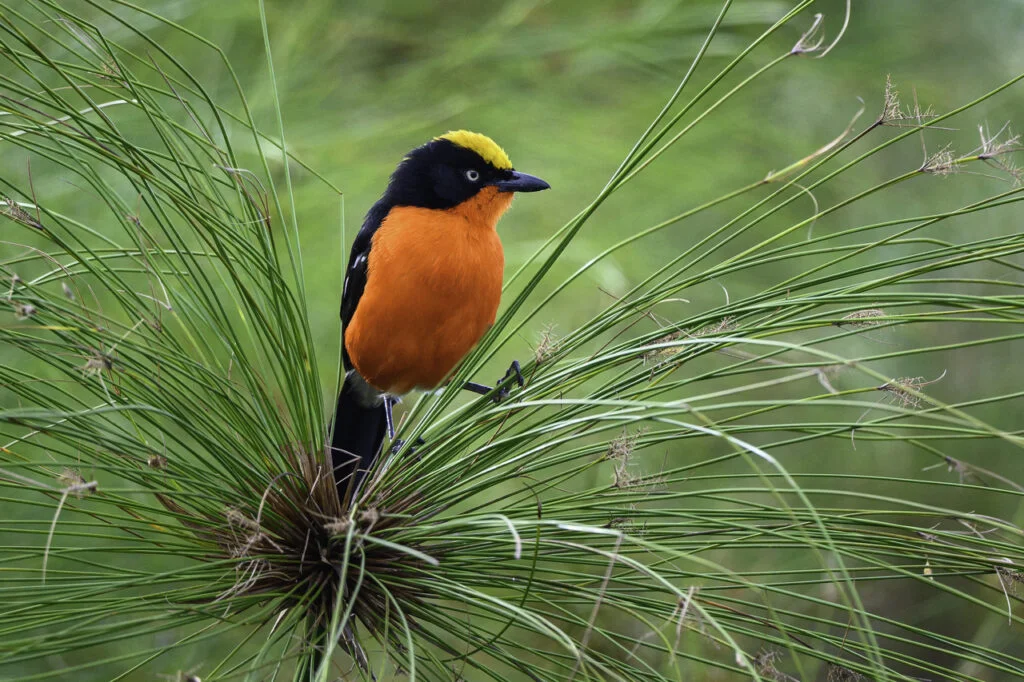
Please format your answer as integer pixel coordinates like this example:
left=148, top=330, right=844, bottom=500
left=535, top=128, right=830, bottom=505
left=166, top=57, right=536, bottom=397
left=4, top=0, right=1024, bottom=678
left=198, top=0, right=1024, bottom=410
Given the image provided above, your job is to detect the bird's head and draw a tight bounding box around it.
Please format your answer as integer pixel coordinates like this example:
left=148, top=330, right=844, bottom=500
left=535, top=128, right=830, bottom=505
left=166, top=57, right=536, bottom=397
left=384, top=130, right=549, bottom=213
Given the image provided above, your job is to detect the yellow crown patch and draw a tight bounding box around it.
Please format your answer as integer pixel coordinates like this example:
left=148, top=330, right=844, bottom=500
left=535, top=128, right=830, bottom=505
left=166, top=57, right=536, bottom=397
left=437, top=130, right=512, bottom=170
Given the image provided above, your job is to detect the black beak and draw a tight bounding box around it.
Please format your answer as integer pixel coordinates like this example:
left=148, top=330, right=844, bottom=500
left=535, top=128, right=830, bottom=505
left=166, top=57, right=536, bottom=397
left=494, top=170, right=550, bottom=193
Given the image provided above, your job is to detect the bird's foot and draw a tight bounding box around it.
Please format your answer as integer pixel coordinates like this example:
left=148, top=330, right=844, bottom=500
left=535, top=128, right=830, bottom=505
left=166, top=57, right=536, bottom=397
left=461, top=359, right=524, bottom=403
left=492, top=360, right=524, bottom=403
left=389, top=436, right=425, bottom=457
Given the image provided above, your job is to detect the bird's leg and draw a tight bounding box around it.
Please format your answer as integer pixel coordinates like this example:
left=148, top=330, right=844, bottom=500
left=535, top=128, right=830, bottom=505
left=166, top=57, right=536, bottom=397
left=462, top=381, right=493, bottom=397
left=383, top=396, right=425, bottom=456
left=383, top=395, right=396, bottom=439
left=462, top=360, right=524, bottom=403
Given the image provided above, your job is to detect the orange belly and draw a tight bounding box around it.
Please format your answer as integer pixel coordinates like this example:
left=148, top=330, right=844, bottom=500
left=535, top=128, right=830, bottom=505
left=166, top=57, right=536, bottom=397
left=345, top=188, right=511, bottom=395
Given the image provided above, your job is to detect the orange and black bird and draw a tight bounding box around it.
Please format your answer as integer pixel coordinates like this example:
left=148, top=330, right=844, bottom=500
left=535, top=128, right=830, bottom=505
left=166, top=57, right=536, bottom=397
left=330, top=130, right=549, bottom=497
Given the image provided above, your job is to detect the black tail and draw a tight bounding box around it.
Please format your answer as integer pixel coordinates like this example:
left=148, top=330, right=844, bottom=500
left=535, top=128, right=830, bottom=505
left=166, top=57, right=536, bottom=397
left=330, top=378, right=386, bottom=501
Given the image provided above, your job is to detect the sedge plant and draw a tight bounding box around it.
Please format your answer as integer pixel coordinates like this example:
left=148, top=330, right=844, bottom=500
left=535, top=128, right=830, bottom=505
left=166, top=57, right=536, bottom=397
left=2, top=1, right=1024, bottom=680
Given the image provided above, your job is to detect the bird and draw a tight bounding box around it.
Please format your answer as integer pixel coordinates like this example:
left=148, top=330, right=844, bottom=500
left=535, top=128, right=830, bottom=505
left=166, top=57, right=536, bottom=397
left=330, top=130, right=549, bottom=500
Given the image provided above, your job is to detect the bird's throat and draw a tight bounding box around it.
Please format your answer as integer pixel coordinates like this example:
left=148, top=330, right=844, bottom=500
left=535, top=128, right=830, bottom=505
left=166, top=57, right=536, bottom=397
left=448, top=185, right=514, bottom=230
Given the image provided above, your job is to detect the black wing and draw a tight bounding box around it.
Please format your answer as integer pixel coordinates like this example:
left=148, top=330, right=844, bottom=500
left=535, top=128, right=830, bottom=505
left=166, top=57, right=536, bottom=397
left=341, top=199, right=392, bottom=368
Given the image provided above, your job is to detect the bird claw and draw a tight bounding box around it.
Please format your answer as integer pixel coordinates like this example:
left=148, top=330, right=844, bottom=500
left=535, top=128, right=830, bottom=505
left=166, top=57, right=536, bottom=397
left=462, top=360, right=524, bottom=403
left=491, top=360, right=524, bottom=403
left=505, top=360, right=525, bottom=387
left=389, top=436, right=425, bottom=457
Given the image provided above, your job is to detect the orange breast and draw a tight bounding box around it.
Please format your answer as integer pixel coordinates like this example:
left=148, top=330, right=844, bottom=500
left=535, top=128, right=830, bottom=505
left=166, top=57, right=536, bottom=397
left=345, top=187, right=513, bottom=395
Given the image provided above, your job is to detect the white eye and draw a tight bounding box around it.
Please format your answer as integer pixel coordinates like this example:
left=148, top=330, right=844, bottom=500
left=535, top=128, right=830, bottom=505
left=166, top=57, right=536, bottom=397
left=465, top=169, right=480, bottom=182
